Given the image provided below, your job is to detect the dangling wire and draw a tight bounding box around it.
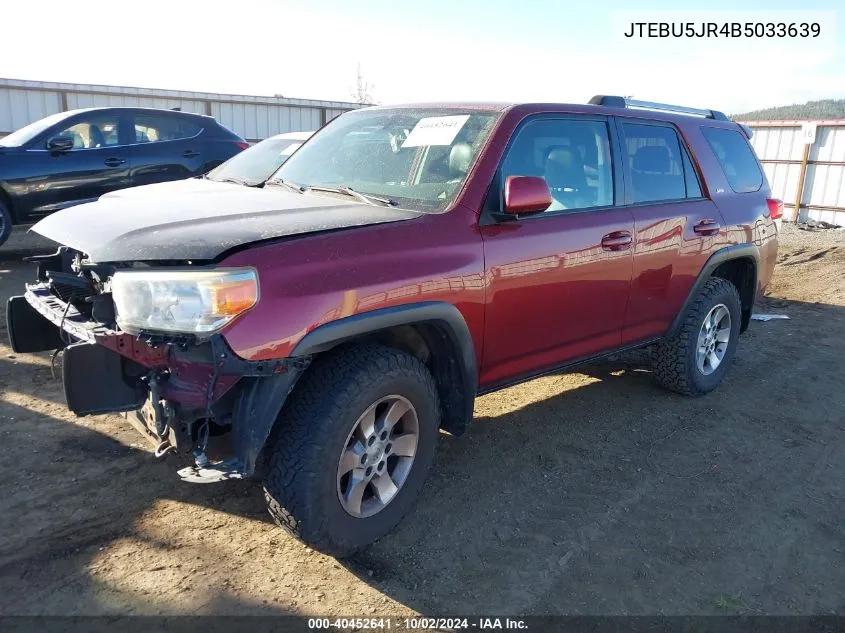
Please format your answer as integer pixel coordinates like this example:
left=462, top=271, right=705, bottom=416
left=49, top=297, right=73, bottom=380
left=154, top=438, right=175, bottom=458
left=198, top=337, right=222, bottom=455
left=49, top=348, right=62, bottom=380
left=57, top=295, right=72, bottom=346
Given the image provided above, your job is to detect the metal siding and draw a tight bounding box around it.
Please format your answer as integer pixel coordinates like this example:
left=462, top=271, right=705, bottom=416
left=0, top=87, right=62, bottom=132
left=805, top=164, right=845, bottom=208
left=310, top=108, right=322, bottom=129
left=279, top=107, right=291, bottom=135
left=65, top=92, right=206, bottom=113
left=326, top=108, right=347, bottom=122
left=762, top=162, right=803, bottom=217
left=811, top=125, right=845, bottom=162
left=0, top=77, right=358, bottom=139
left=255, top=104, right=269, bottom=139
left=214, top=103, right=326, bottom=139
left=749, top=126, right=803, bottom=161
left=238, top=104, right=248, bottom=140
left=744, top=120, right=845, bottom=225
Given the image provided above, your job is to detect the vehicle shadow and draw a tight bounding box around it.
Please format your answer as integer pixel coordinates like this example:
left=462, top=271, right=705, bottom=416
left=0, top=396, right=291, bottom=615
left=1, top=297, right=843, bottom=615
left=340, top=297, right=845, bottom=615
left=0, top=354, right=69, bottom=406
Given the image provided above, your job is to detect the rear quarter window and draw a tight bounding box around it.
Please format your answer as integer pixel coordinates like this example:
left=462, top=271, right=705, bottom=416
left=701, top=127, right=763, bottom=194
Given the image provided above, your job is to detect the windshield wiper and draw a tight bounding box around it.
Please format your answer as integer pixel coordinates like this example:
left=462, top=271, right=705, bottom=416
left=265, top=178, right=305, bottom=194
left=210, top=176, right=262, bottom=187
left=307, top=185, right=397, bottom=207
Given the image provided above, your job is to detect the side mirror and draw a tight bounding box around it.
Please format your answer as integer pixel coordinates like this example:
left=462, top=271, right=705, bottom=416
left=503, top=175, right=552, bottom=215
left=46, top=135, right=75, bottom=152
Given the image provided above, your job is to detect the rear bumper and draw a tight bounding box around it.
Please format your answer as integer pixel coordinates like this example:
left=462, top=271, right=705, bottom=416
left=6, top=285, right=310, bottom=480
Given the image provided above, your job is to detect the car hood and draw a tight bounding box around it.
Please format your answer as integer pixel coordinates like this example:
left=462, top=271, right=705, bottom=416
left=31, top=178, right=423, bottom=262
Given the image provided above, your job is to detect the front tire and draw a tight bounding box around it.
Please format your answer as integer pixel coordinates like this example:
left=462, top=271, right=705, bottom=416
left=263, top=345, right=440, bottom=557
left=652, top=277, right=742, bottom=396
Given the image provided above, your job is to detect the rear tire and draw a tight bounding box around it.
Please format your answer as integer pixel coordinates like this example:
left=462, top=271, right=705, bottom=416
left=652, top=277, right=742, bottom=396
left=263, top=345, right=440, bottom=557
left=0, top=201, right=12, bottom=248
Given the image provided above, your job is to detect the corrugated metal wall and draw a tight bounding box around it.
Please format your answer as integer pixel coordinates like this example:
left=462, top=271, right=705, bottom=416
left=742, top=119, right=845, bottom=225
left=0, top=78, right=361, bottom=142
left=0, top=86, right=62, bottom=133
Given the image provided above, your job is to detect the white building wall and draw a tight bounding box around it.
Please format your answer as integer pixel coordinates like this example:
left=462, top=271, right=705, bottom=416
left=0, top=78, right=361, bottom=141
left=0, top=87, right=62, bottom=133
left=742, top=120, right=845, bottom=225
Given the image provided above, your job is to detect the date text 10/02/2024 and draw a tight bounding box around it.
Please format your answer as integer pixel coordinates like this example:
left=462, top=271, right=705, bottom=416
left=307, top=617, right=528, bottom=630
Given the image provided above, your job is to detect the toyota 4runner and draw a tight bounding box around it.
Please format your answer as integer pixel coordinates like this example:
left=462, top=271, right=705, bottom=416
left=6, top=96, right=780, bottom=556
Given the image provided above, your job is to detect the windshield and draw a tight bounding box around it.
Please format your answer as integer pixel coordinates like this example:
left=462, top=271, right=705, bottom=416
left=0, top=110, right=72, bottom=147
left=271, top=108, right=500, bottom=212
left=207, top=135, right=309, bottom=184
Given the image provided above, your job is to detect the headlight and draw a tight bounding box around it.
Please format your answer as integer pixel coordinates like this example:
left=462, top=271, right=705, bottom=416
left=111, top=268, right=258, bottom=337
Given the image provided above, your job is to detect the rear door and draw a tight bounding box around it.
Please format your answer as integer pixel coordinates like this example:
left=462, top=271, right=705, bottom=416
left=127, top=112, right=205, bottom=187
left=24, top=110, right=132, bottom=215
left=479, top=115, right=635, bottom=387
left=615, top=118, right=725, bottom=344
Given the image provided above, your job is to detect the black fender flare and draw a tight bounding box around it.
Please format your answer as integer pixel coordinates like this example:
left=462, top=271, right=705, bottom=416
left=667, top=243, right=759, bottom=337
left=291, top=301, right=478, bottom=433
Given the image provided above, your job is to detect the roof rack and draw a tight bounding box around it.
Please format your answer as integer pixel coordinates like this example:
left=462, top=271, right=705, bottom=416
left=588, top=95, right=729, bottom=121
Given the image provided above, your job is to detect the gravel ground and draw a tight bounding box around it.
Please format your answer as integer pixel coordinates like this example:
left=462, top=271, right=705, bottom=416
left=0, top=223, right=843, bottom=617
left=778, top=222, right=845, bottom=250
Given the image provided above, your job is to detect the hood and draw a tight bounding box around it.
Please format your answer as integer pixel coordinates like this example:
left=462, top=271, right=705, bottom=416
left=31, top=178, right=422, bottom=262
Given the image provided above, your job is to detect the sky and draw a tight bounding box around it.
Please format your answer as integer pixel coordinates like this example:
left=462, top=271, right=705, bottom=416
left=0, top=0, right=842, bottom=113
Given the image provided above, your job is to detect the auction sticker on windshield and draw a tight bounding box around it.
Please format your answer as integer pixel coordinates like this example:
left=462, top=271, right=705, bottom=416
left=402, top=115, right=470, bottom=147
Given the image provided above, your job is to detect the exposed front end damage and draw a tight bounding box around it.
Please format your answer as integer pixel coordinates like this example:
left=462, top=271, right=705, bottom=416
left=6, top=247, right=309, bottom=483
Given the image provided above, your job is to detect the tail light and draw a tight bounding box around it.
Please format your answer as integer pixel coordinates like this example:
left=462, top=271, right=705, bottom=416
left=767, top=198, right=783, bottom=220
left=234, top=141, right=249, bottom=151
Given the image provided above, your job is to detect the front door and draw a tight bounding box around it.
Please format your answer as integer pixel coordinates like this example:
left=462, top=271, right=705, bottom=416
left=479, top=116, right=635, bottom=388
left=25, top=110, right=132, bottom=216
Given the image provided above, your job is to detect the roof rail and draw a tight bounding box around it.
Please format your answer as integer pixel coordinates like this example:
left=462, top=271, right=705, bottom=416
left=588, top=95, right=729, bottom=121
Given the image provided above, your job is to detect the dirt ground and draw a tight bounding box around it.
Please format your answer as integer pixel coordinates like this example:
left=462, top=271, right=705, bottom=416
left=0, top=224, right=843, bottom=617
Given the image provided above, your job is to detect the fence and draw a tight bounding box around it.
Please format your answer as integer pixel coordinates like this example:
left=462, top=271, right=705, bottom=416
left=740, top=119, right=845, bottom=225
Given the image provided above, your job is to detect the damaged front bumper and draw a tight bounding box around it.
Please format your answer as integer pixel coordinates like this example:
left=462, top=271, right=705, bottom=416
left=6, top=283, right=309, bottom=483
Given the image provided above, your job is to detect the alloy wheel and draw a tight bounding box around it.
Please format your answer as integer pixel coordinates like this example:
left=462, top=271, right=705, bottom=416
left=336, top=395, right=419, bottom=518
left=696, top=303, right=731, bottom=376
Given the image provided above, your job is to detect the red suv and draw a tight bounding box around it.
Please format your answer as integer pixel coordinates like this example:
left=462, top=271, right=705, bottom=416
left=7, top=96, right=780, bottom=556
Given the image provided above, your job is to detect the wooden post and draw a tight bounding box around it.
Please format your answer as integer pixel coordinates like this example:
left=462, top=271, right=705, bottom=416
left=793, top=143, right=810, bottom=223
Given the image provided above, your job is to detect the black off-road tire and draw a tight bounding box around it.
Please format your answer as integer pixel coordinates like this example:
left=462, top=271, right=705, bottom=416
left=263, top=344, right=440, bottom=557
left=0, top=201, right=12, bottom=248
left=652, top=277, right=742, bottom=396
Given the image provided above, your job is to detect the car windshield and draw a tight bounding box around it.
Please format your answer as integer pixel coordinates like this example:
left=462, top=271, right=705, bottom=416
left=207, top=136, right=310, bottom=185
left=270, top=108, right=501, bottom=212
left=0, top=111, right=72, bottom=147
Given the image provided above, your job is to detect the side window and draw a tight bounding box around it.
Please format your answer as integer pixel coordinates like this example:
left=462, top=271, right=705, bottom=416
left=54, top=114, right=120, bottom=149
left=620, top=122, right=697, bottom=203
left=502, top=118, right=613, bottom=212
left=701, top=127, right=763, bottom=193
left=133, top=115, right=202, bottom=144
